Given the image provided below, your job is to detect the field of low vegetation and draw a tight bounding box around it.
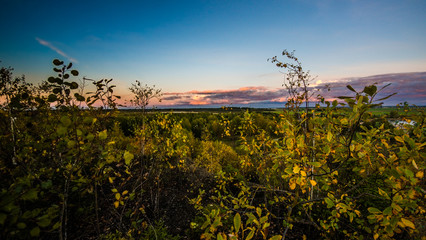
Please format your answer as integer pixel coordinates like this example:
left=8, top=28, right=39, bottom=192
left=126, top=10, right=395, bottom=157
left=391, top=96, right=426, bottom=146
left=0, top=54, right=424, bottom=239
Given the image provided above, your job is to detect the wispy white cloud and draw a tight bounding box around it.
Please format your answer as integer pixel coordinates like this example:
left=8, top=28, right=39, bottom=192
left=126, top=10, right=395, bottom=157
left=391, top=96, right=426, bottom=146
left=35, top=37, right=78, bottom=63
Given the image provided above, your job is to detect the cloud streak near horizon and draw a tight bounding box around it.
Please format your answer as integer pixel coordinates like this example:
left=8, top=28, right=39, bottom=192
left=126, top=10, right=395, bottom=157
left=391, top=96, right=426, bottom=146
left=161, top=72, right=426, bottom=107
left=36, top=37, right=78, bottom=63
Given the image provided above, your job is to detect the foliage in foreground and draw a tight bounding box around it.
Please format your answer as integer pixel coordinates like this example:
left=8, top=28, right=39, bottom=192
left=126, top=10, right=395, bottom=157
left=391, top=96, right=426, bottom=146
left=0, top=59, right=424, bottom=240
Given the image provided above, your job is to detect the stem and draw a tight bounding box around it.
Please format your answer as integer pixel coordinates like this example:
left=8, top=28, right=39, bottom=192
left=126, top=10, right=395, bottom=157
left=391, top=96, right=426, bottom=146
left=5, top=83, right=17, bottom=165
left=60, top=177, right=70, bottom=240
left=282, top=189, right=299, bottom=240
left=95, top=183, right=100, bottom=236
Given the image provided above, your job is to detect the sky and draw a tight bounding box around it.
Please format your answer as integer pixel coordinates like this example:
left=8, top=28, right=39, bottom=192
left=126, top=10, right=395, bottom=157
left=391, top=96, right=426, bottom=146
left=0, top=0, right=425, bottom=107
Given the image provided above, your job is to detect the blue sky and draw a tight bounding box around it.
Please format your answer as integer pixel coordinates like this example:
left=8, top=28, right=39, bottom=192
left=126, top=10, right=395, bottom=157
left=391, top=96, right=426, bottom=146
left=1, top=0, right=425, bottom=106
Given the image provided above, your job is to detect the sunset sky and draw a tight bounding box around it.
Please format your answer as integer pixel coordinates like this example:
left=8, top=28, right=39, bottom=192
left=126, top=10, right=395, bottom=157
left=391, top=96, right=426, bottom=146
left=1, top=0, right=425, bottom=107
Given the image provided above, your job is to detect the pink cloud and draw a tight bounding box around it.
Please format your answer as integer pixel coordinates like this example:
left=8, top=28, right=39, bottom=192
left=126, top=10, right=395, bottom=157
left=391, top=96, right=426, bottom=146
left=160, top=72, right=426, bottom=107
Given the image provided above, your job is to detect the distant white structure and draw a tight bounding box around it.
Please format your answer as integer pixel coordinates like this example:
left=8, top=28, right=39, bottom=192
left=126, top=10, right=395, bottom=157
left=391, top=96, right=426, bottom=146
left=388, top=119, right=416, bottom=129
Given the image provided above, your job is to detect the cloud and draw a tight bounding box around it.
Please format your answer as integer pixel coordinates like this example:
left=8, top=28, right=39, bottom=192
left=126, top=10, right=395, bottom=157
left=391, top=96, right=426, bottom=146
left=161, top=72, right=426, bottom=107
left=163, top=86, right=287, bottom=106
left=36, top=37, right=78, bottom=63
left=317, top=72, right=426, bottom=105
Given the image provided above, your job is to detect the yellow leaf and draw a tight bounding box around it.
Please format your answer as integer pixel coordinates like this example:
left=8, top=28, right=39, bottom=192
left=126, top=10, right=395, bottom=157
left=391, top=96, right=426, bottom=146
left=309, top=179, right=317, bottom=186
left=327, top=131, right=332, bottom=142
left=401, top=218, right=415, bottom=229
left=293, top=165, right=301, bottom=174
left=407, top=189, right=416, bottom=199
left=123, top=151, right=134, bottom=165
left=354, top=210, right=361, bottom=217
left=108, top=177, right=113, bottom=184
left=115, top=193, right=121, bottom=200
left=378, top=188, right=390, bottom=199
left=114, top=201, right=119, bottom=208
left=122, top=190, right=128, bottom=195
left=373, top=233, right=379, bottom=240
left=412, top=159, right=418, bottom=169
left=416, top=171, right=424, bottom=178
left=300, top=171, right=306, bottom=177
left=381, top=139, right=389, bottom=148
left=289, top=182, right=296, bottom=190
left=98, top=130, right=108, bottom=140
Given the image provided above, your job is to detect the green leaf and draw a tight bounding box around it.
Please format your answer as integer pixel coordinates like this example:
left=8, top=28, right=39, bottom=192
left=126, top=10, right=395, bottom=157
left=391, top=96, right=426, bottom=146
left=70, top=70, right=79, bottom=76
left=67, top=140, right=76, bottom=148
left=22, top=188, right=38, bottom=201
left=53, top=59, right=63, bottom=66
left=53, top=88, right=61, bottom=94
left=30, top=227, right=40, bottom=237
left=56, top=126, right=67, bottom=136
left=70, top=82, right=79, bottom=89
left=363, top=85, right=377, bottom=96
left=404, top=169, right=414, bottom=179
left=52, top=221, right=61, bottom=230
left=234, top=213, right=241, bottom=233
left=17, top=222, right=26, bottom=229
left=404, top=135, right=416, bottom=149
left=327, top=131, right=332, bottom=141
left=340, top=117, right=348, bottom=125
left=47, top=94, right=57, bottom=102
left=86, top=133, right=94, bottom=141
left=401, top=218, right=415, bottom=229
left=76, top=129, right=83, bottom=136
left=346, top=85, right=357, bottom=92
left=0, top=213, right=7, bottom=225
left=378, top=188, right=390, bottom=200
left=123, top=151, right=134, bottom=165
left=337, top=96, right=352, bottom=99
left=246, top=229, right=255, bottom=240
left=269, top=236, right=282, bottom=240
left=325, top=198, right=334, bottom=208
left=74, top=93, right=85, bottom=101
left=377, top=93, right=397, bottom=101
left=308, top=162, right=322, bottom=167
left=383, top=207, right=392, bottom=216
left=98, top=130, right=107, bottom=140
left=37, top=218, right=51, bottom=227
left=60, top=116, right=72, bottom=127
left=286, top=138, right=293, bottom=149
left=48, top=76, right=56, bottom=83
left=41, top=180, right=52, bottom=189
left=368, top=207, right=381, bottom=214
left=217, top=233, right=224, bottom=240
